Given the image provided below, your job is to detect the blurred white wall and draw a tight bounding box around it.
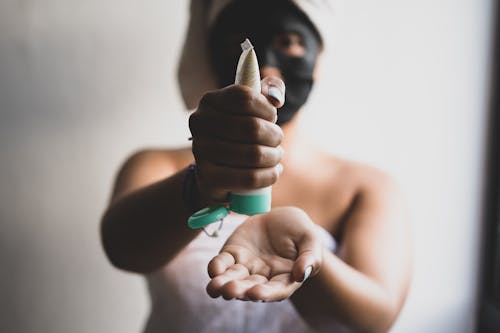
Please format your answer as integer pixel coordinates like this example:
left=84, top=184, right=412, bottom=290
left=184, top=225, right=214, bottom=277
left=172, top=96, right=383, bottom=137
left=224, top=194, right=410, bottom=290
left=0, top=0, right=494, bottom=332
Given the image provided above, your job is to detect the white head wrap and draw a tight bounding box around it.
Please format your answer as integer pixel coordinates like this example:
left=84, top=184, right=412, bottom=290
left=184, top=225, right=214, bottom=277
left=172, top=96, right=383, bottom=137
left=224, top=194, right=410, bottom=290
left=177, top=0, right=335, bottom=110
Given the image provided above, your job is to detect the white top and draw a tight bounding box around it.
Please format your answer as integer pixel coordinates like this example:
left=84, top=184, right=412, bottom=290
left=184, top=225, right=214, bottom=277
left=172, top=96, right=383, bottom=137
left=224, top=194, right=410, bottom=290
left=143, top=213, right=337, bottom=333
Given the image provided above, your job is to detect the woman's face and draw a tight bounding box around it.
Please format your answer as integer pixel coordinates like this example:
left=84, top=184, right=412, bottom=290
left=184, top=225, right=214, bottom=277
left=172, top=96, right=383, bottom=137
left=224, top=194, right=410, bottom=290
left=209, top=0, right=322, bottom=125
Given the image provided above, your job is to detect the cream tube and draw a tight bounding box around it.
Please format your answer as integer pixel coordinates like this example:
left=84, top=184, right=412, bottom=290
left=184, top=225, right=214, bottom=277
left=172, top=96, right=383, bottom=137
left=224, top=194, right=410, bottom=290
left=230, top=39, right=271, bottom=215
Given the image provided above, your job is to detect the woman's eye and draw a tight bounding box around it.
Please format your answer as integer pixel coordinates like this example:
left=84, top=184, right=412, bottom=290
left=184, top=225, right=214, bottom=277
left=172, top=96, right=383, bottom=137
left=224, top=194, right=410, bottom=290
left=273, top=33, right=306, bottom=57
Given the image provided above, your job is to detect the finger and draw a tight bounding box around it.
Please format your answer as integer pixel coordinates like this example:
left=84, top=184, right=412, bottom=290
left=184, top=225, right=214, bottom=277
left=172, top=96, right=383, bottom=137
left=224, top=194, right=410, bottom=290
left=196, top=160, right=283, bottom=191
left=190, top=109, right=283, bottom=147
left=193, top=138, right=284, bottom=168
left=292, top=232, right=323, bottom=282
left=208, top=252, right=235, bottom=278
left=245, top=257, right=272, bottom=277
left=206, top=264, right=249, bottom=298
left=220, top=274, right=269, bottom=300
left=200, top=85, right=277, bottom=122
left=261, top=76, right=285, bottom=109
left=245, top=275, right=301, bottom=302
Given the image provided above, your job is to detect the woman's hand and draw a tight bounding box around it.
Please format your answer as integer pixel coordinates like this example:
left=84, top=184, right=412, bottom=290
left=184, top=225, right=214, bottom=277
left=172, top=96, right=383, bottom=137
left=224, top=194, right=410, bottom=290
left=206, top=207, right=323, bottom=302
left=188, top=77, right=286, bottom=204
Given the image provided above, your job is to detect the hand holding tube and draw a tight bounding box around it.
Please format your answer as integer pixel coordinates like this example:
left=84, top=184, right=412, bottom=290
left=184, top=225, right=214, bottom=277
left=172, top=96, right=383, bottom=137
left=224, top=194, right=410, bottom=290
left=189, top=39, right=285, bottom=208
left=189, top=80, right=285, bottom=205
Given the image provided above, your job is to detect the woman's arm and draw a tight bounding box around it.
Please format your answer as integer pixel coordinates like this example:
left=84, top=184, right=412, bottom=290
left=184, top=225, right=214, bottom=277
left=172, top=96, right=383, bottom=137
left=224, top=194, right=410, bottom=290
left=205, top=169, right=411, bottom=332
left=291, top=173, right=412, bottom=333
left=101, top=82, right=285, bottom=274
left=100, top=149, right=202, bottom=274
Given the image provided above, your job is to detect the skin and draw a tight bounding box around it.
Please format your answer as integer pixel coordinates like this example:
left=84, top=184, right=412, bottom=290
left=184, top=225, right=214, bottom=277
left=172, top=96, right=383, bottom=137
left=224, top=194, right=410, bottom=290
left=206, top=207, right=323, bottom=302
left=100, top=9, right=412, bottom=333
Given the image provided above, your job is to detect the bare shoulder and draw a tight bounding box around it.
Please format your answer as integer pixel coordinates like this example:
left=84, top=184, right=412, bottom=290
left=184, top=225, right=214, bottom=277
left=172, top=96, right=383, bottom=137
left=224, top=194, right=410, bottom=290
left=323, top=154, right=401, bottom=202
left=355, top=161, right=398, bottom=195
left=314, top=152, right=405, bottom=232
left=111, top=147, right=193, bottom=202
left=342, top=159, right=406, bottom=228
left=326, top=154, right=409, bottom=247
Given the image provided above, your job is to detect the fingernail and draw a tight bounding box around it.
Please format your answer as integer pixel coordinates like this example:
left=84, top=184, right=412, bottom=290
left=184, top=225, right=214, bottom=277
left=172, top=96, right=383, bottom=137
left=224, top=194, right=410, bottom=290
left=278, top=146, right=284, bottom=156
left=268, top=86, right=284, bottom=105
left=303, top=266, right=313, bottom=282
left=276, top=163, right=283, bottom=175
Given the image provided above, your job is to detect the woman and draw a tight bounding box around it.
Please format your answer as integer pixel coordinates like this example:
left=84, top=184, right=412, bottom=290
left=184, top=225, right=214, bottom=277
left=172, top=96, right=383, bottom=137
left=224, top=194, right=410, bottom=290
left=101, top=0, right=412, bottom=332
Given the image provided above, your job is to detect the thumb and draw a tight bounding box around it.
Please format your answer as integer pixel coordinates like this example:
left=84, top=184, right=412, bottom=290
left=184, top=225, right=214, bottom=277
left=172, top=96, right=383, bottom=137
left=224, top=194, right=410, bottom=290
left=261, top=76, right=285, bottom=109
left=292, top=231, right=323, bottom=283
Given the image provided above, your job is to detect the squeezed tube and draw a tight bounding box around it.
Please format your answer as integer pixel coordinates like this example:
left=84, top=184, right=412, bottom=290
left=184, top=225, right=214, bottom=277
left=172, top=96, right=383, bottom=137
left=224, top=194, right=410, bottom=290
left=187, top=39, right=270, bottom=230
left=229, top=39, right=271, bottom=215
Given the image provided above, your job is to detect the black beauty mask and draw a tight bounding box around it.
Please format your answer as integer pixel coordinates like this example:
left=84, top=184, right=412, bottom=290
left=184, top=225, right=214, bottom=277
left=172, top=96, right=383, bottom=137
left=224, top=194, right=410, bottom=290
left=209, top=0, right=321, bottom=125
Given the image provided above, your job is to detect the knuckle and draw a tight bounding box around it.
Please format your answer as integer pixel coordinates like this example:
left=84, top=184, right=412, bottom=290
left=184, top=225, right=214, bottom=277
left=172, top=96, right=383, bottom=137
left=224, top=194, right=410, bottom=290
left=269, top=148, right=281, bottom=165
left=242, top=171, right=260, bottom=188
left=269, top=124, right=283, bottom=148
left=271, top=126, right=284, bottom=146
left=250, top=145, right=265, bottom=165
left=244, top=91, right=258, bottom=110
left=277, top=127, right=284, bottom=141
left=247, top=118, right=264, bottom=140
left=269, top=168, right=279, bottom=184
left=234, top=86, right=257, bottom=110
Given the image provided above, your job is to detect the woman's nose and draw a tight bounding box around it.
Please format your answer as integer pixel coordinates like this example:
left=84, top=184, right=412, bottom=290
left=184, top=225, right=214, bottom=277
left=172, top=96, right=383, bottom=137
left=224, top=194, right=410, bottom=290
left=260, top=66, right=283, bottom=80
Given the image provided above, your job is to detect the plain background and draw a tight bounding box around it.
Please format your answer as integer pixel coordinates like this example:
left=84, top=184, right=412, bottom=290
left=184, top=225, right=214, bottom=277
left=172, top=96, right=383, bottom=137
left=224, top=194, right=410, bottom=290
left=0, top=0, right=495, bottom=332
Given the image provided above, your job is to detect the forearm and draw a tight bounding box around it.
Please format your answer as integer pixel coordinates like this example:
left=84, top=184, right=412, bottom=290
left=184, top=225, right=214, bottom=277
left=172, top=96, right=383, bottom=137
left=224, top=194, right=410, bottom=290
left=101, top=167, right=202, bottom=274
left=291, top=249, right=399, bottom=333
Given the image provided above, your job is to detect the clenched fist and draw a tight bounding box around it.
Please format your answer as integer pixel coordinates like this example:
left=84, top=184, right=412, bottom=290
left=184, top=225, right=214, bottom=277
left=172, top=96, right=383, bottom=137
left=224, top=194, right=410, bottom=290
left=189, top=77, right=286, bottom=204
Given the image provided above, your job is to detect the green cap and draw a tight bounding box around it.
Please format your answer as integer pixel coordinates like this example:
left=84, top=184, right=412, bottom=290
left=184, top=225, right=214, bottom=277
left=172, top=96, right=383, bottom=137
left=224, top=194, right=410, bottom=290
left=188, top=205, right=230, bottom=229
left=230, top=192, right=271, bottom=215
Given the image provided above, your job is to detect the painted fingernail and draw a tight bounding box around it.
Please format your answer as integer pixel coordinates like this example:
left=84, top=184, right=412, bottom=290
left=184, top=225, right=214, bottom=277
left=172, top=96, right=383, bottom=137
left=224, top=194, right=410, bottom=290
left=276, top=163, right=283, bottom=174
left=268, top=86, right=284, bottom=105
left=303, top=266, right=313, bottom=282
left=278, top=146, right=284, bottom=156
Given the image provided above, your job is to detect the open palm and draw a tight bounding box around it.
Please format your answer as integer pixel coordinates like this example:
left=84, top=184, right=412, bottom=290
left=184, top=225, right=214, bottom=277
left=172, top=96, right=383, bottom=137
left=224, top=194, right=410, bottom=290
left=206, top=207, right=323, bottom=302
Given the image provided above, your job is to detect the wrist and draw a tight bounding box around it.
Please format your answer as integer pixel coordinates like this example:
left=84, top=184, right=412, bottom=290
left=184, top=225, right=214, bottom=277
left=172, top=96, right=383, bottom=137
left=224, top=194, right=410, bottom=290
left=183, top=163, right=204, bottom=213
left=183, top=163, right=222, bottom=212
left=191, top=180, right=210, bottom=212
